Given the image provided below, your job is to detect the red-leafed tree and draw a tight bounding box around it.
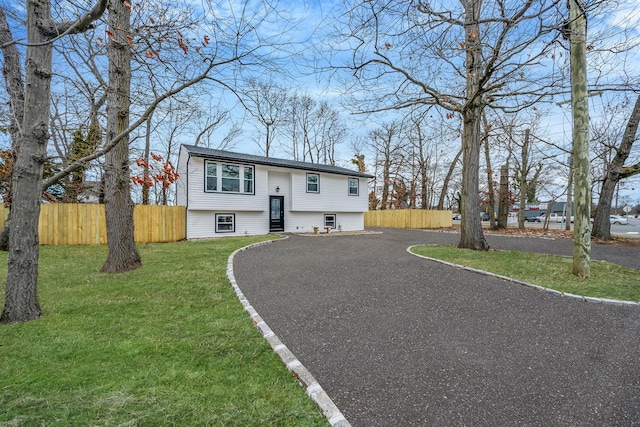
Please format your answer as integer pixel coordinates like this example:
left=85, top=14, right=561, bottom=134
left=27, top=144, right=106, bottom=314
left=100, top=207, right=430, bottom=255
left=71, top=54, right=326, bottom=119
left=131, top=152, right=179, bottom=205
left=1, top=0, right=296, bottom=321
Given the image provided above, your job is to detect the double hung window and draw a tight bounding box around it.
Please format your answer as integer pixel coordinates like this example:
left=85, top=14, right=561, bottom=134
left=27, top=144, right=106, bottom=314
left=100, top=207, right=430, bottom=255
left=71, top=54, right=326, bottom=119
left=216, top=214, right=235, bottom=233
left=348, top=178, right=359, bottom=196
left=307, top=173, right=319, bottom=193
left=324, top=214, right=336, bottom=229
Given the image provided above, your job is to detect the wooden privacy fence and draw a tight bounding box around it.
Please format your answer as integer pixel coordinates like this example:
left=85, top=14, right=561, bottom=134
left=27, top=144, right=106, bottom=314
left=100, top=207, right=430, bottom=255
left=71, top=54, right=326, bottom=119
left=0, top=204, right=186, bottom=246
left=364, top=209, right=452, bottom=229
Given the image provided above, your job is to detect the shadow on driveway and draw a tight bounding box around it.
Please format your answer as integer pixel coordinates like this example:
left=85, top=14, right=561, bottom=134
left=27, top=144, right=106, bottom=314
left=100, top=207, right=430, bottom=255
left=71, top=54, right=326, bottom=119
left=233, top=228, right=640, bottom=426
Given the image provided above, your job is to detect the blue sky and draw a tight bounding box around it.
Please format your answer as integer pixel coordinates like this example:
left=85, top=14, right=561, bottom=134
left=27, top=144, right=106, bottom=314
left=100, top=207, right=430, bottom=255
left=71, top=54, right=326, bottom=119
left=1, top=0, right=640, bottom=204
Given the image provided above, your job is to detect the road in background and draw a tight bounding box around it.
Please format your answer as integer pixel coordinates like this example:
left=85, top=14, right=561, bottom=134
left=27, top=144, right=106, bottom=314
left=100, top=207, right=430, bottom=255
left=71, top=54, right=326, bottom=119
left=454, top=217, right=640, bottom=236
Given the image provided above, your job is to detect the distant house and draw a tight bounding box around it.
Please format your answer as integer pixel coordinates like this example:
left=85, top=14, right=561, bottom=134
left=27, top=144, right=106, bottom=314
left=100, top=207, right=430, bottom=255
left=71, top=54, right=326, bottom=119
left=176, top=145, right=373, bottom=238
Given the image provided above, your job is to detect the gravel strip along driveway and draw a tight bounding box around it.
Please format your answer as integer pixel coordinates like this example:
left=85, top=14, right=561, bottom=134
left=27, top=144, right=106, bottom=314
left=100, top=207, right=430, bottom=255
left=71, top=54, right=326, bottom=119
left=233, top=228, right=640, bottom=426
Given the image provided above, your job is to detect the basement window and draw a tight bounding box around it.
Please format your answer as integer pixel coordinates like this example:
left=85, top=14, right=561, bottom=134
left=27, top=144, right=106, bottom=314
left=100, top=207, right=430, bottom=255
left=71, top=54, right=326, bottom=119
left=215, top=214, right=235, bottom=233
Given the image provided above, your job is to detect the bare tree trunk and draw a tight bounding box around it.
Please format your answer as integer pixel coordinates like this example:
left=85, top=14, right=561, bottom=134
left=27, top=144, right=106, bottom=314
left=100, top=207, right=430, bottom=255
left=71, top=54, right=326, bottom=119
left=0, top=8, right=26, bottom=253
left=458, top=0, right=488, bottom=250
left=459, top=106, right=488, bottom=249
left=101, top=0, right=141, bottom=273
left=438, top=148, right=462, bottom=210
left=565, top=159, right=573, bottom=231
left=1, top=0, right=53, bottom=322
left=142, top=114, right=152, bottom=205
left=542, top=200, right=554, bottom=230
left=518, top=129, right=529, bottom=229
left=497, top=164, right=509, bottom=229
left=570, top=0, right=591, bottom=278
left=0, top=9, right=24, bottom=152
left=1, top=1, right=107, bottom=320
left=592, top=94, right=640, bottom=240
left=0, top=220, right=9, bottom=251
left=483, top=115, right=497, bottom=229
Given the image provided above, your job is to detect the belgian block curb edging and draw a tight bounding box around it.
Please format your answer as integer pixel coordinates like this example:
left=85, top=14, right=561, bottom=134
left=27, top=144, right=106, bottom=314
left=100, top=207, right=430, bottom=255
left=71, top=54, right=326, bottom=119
left=227, top=237, right=351, bottom=427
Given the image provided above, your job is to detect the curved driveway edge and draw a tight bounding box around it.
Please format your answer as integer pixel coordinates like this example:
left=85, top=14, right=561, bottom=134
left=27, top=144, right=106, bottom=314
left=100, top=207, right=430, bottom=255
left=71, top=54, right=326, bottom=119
left=407, top=245, right=640, bottom=307
left=227, top=237, right=350, bottom=427
left=232, top=229, right=640, bottom=426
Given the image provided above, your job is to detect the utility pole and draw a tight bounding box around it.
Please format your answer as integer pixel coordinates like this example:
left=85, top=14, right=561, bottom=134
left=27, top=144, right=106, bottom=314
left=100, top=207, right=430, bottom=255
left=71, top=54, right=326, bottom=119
left=570, top=0, right=591, bottom=277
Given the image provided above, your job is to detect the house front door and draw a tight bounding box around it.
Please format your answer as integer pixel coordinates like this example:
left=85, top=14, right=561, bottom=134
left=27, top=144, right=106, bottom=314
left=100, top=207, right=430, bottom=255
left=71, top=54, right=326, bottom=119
left=269, top=196, right=284, bottom=232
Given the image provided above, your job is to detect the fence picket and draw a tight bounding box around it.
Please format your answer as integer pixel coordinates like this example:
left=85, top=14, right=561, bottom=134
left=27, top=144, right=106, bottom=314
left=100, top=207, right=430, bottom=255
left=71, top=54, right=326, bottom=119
left=364, top=209, right=452, bottom=229
left=0, top=204, right=185, bottom=246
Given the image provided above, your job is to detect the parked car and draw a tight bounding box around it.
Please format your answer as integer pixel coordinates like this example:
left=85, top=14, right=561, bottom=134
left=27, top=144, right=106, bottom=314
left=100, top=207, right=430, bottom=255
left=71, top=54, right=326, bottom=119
left=532, top=212, right=558, bottom=222
left=609, top=215, right=628, bottom=225
left=452, top=213, right=461, bottom=220
left=532, top=212, right=572, bottom=223
left=480, top=212, right=490, bottom=221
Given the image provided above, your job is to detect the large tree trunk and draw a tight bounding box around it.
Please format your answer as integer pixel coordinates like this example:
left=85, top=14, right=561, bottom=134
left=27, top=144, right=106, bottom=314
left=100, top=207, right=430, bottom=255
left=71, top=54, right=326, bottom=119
left=101, top=0, right=141, bottom=273
left=0, top=9, right=24, bottom=151
left=1, top=0, right=53, bottom=322
left=459, top=106, right=488, bottom=249
left=592, top=94, right=640, bottom=240
left=458, top=0, right=489, bottom=250
left=0, top=8, right=26, bottom=253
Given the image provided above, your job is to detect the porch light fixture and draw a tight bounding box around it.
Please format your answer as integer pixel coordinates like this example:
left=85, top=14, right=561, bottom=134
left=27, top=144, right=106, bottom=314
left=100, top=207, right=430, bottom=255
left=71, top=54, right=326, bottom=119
left=276, top=186, right=280, bottom=193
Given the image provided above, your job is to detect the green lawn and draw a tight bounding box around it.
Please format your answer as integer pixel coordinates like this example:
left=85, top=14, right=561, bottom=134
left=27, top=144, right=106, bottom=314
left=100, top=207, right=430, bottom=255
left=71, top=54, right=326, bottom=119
left=0, top=237, right=328, bottom=426
left=411, top=245, right=640, bottom=302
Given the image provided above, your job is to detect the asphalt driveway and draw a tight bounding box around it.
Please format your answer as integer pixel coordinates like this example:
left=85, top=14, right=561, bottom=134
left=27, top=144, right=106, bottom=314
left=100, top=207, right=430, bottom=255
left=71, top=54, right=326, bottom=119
left=233, top=229, right=640, bottom=426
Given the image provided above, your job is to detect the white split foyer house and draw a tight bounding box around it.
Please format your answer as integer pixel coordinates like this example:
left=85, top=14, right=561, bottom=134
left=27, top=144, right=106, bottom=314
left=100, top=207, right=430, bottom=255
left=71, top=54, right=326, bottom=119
left=176, top=144, right=374, bottom=239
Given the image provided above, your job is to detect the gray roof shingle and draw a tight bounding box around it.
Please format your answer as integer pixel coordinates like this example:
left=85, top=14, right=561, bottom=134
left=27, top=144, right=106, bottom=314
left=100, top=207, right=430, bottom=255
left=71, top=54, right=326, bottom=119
left=182, top=145, right=373, bottom=178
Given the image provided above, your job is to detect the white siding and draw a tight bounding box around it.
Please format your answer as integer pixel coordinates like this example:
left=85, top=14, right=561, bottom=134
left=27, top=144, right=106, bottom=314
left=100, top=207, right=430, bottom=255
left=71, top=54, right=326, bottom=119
left=186, top=210, right=269, bottom=239
left=177, top=147, right=369, bottom=239
left=184, top=156, right=267, bottom=212
left=176, top=145, right=189, bottom=206
left=283, top=212, right=364, bottom=233
left=267, top=170, right=291, bottom=199
left=290, top=171, right=367, bottom=213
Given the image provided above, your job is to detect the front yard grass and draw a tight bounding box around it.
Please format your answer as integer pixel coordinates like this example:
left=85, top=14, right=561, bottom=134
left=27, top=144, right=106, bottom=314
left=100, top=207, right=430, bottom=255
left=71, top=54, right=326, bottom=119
left=411, top=245, right=640, bottom=302
left=0, top=237, right=328, bottom=426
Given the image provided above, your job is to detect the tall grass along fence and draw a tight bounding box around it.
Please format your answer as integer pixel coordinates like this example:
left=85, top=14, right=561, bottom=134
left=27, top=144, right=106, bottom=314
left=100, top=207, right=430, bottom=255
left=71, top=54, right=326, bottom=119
left=0, top=204, right=185, bottom=246
left=365, top=209, right=453, bottom=229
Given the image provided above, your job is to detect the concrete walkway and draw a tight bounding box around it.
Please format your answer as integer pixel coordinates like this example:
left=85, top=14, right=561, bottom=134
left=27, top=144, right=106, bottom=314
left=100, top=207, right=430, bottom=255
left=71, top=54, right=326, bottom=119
left=233, top=229, right=640, bottom=426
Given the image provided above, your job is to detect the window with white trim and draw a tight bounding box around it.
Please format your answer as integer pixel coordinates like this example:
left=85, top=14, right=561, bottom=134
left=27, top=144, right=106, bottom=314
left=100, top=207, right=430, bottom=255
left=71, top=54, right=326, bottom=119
left=324, top=214, right=336, bottom=228
left=215, top=214, right=235, bottom=233
left=307, top=173, right=319, bottom=193
left=204, top=160, right=254, bottom=194
left=348, top=178, right=359, bottom=196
